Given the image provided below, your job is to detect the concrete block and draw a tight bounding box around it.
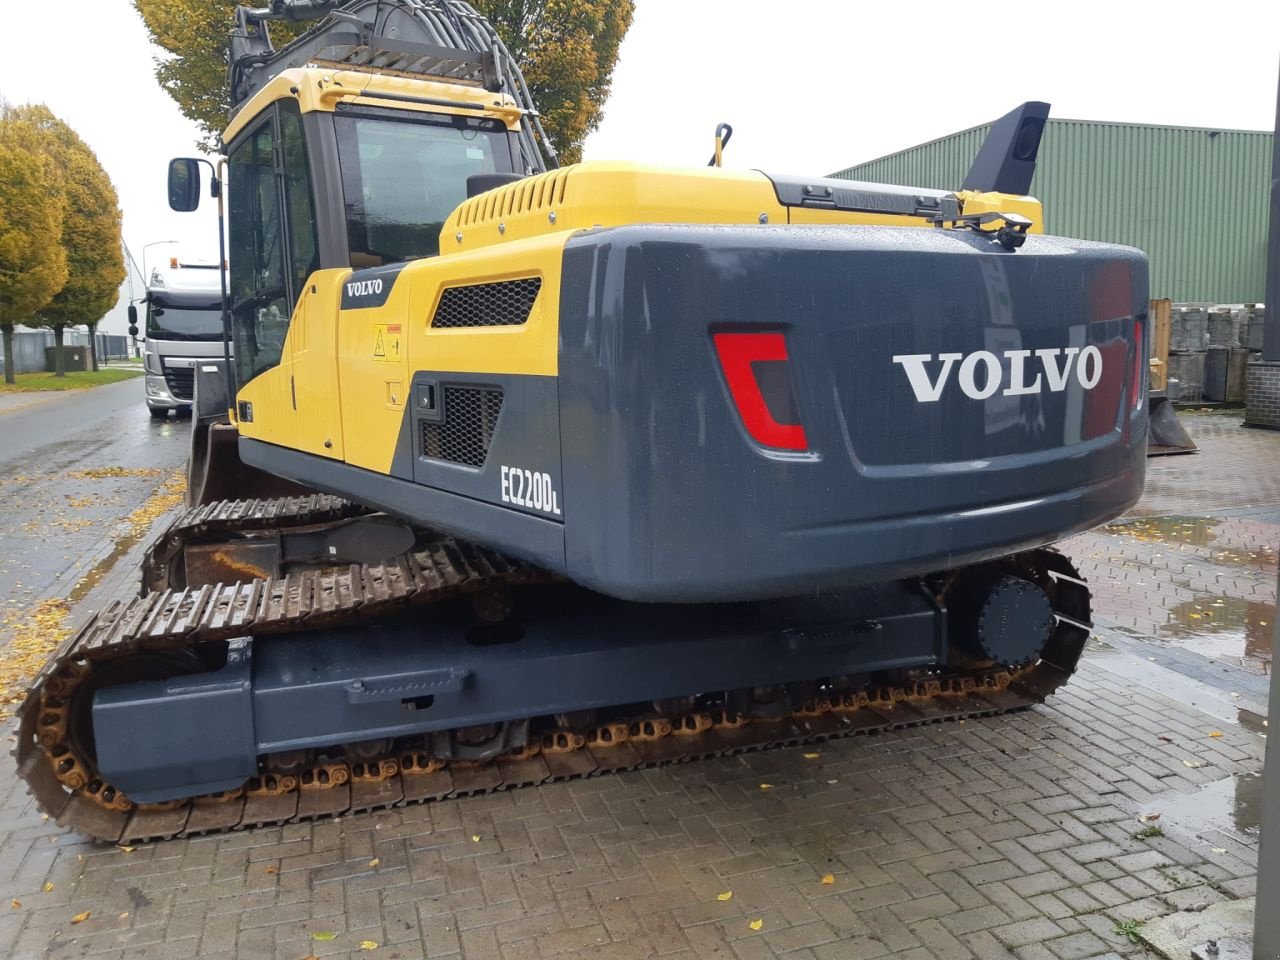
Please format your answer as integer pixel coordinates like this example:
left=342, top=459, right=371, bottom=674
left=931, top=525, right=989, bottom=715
left=1226, top=348, right=1250, bottom=402
left=1203, top=347, right=1229, bottom=402
left=1170, top=307, right=1209, bottom=353
left=1207, top=308, right=1236, bottom=347
left=1139, top=898, right=1254, bottom=960
left=1242, top=306, right=1266, bottom=350
left=1167, top=353, right=1206, bottom=402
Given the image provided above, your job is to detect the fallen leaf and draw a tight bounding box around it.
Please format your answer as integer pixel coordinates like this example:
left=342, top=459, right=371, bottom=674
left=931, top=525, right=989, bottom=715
left=359, top=940, right=379, bottom=950
left=118, top=912, right=129, bottom=920
left=70, top=911, right=91, bottom=924
left=42, top=882, right=53, bottom=893
left=471, top=835, right=481, bottom=843
left=9, top=900, right=18, bottom=909
left=368, top=858, right=380, bottom=868
left=264, top=865, right=276, bottom=875
left=758, top=783, right=773, bottom=791
left=312, top=932, right=338, bottom=942
left=716, top=891, right=733, bottom=902
left=1208, top=731, right=1224, bottom=738
left=821, top=874, right=835, bottom=885
left=117, top=845, right=135, bottom=854
left=748, top=919, right=763, bottom=931
left=802, top=752, right=820, bottom=760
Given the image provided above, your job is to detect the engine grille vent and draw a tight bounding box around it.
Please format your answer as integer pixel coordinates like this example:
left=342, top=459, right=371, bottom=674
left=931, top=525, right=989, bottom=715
left=421, top=386, right=504, bottom=467
left=163, top=366, right=195, bottom=401
left=456, top=170, right=569, bottom=227
left=432, top=278, right=541, bottom=328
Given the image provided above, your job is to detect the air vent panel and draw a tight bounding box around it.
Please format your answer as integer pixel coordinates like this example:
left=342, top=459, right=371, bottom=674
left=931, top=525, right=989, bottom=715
left=432, top=278, right=541, bottom=329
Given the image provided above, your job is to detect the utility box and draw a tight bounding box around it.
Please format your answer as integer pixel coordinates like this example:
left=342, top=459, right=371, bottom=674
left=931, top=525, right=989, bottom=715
left=44, top=346, right=89, bottom=373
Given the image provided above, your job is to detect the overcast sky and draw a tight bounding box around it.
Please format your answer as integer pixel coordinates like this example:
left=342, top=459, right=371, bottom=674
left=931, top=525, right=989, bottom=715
left=2, top=0, right=1279, bottom=335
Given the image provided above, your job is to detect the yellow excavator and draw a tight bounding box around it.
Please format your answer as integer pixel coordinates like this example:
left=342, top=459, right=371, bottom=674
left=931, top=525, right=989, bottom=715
left=16, top=0, right=1150, bottom=842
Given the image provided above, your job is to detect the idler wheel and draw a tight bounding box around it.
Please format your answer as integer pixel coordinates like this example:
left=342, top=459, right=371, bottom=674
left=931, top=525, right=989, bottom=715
left=949, top=573, right=1056, bottom=668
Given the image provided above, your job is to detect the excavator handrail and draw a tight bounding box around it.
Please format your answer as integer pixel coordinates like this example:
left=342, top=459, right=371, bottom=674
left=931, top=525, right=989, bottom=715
left=227, top=0, right=556, bottom=172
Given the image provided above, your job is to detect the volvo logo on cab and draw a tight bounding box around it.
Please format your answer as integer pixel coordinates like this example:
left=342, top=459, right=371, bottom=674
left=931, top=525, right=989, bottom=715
left=346, top=278, right=384, bottom=298
left=892, top=346, right=1104, bottom=403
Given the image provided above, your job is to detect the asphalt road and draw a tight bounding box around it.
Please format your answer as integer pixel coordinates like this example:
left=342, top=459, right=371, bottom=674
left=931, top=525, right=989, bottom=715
left=0, top=379, right=190, bottom=618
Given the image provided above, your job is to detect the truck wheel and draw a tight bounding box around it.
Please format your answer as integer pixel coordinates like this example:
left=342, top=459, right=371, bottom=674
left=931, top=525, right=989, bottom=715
left=149, top=407, right=168, bottom=420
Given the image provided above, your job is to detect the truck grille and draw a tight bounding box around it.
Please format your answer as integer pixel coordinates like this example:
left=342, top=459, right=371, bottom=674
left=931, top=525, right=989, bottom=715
left=163, top=366, right=194, bottom=401
left=431, top=278, right=541, bottom=328
left=421, top=386, right=504, bottom=467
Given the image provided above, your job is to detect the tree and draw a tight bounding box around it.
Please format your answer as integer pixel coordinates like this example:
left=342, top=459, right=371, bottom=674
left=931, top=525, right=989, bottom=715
left=133, top=0, right=634, bottom=163
left=14, top=106, right=125, bottom=376
left=0, top=104, right=68, bottom=385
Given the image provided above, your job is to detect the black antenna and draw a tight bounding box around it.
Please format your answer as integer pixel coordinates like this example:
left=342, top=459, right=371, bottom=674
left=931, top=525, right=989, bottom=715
left=962, top=102, right=1050, bottom=196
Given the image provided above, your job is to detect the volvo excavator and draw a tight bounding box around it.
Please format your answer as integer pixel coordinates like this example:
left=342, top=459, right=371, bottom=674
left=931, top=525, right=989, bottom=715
left=15, top=0, right=1150, bottom=843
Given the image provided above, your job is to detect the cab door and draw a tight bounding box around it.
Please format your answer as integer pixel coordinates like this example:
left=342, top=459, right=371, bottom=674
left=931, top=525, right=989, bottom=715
left=227, top=99, right=342, bottom=459
left=279, top=100, right=344, bottom=459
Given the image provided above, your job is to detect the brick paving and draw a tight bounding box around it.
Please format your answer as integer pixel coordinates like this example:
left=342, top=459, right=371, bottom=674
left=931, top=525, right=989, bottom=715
left=0, top=409, right=1271, bottom=960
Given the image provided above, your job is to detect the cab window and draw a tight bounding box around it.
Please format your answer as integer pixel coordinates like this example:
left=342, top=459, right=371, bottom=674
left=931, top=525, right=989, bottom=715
left=334, top=105, right=512, bottom=267
left=228, top=99, right=318, bottom=385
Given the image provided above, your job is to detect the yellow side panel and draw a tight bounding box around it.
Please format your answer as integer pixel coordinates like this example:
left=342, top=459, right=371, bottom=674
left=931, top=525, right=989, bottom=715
left=336, top=277, right=412, bottom=474
left=411, top=232, right=567, bottom=377
left=290, top=271, right=347, bottom=459
left=236, top=355, right=294, bottom=448
left=337, top=232, right=569, bottom=474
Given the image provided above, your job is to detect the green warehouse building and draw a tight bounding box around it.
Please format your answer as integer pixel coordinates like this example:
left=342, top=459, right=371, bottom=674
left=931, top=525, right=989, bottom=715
left=830, top=117, right=1272, bottom=303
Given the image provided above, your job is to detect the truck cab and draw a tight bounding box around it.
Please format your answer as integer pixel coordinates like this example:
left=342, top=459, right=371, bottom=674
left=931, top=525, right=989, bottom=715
left=142, top=259, right=229, bottom=419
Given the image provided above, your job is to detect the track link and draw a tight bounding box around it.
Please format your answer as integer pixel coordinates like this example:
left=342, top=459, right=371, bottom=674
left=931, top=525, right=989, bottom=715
left=14, top=498, right=1093, bottom=843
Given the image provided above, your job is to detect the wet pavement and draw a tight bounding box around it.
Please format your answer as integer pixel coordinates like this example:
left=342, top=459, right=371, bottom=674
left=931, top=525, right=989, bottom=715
left=0, top=380, right=190, bottom=701
left=1067, top=410, right=1277, bottom=683
left=0, top=403, right=1270, bottom=960
left=0, top=392, right=64, bottom=417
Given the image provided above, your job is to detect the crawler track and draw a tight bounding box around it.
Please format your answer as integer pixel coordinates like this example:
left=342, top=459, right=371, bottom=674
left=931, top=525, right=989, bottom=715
left=14, top=498, right=1092, bottom=843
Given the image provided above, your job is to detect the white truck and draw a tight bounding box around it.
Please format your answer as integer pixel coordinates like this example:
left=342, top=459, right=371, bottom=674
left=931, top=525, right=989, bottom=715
left=140, top=258, right=229, bottom=419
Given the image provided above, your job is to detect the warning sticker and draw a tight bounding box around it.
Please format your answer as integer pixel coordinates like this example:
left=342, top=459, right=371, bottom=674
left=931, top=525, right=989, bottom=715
left=372, top=323, right=402, bottom=362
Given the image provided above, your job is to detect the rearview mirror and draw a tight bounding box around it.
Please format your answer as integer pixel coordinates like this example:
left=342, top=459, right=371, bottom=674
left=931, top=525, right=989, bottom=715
left=168, top=158, right=201, bottom=212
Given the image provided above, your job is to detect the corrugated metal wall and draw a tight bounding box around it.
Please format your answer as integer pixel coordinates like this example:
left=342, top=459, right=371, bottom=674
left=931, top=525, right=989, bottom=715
left=830, top=120, right=1272, bottom=303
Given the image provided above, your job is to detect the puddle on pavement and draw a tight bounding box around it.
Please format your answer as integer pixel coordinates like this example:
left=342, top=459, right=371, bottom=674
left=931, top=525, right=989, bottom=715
left=1151, top=773, right=1262, bottom=843
left=1158, top=596, right=1274, bottom=672
left=68, top=536, right=138, bottom=605
left=1106, top=515, right=1221, bottom=547
left=1103, top=515, right=1277, bottom=567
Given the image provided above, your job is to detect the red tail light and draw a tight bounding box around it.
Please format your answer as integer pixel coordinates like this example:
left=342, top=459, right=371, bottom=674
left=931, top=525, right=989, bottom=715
left=712, top=332, right=808, bottom=451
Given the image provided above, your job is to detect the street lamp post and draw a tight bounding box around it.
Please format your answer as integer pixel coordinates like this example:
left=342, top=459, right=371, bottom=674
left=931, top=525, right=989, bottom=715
left=141, top=240, right=178, bottom=281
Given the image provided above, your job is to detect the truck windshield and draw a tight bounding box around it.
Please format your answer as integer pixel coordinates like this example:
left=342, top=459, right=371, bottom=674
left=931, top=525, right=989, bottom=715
left=334, top=105, right=513, bottom=266
left=147, top=302, right=224, bottom=341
